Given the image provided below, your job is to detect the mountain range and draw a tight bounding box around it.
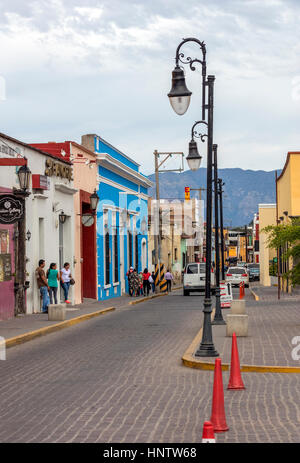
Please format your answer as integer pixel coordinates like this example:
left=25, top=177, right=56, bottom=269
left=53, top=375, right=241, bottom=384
left=148, top=168, right=278, bottom=227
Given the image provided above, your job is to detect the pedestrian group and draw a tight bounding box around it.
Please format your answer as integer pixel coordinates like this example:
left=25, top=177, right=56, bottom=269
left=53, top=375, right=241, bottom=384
left=35, top=260, right=75, bottom=313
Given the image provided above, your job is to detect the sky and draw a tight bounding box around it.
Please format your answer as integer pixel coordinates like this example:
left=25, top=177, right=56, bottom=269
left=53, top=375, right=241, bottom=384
left=0, top=0, right=300, bottom=174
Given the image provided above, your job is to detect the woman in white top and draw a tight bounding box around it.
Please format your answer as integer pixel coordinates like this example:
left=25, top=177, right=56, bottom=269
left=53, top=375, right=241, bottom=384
left=60, top=262, right=72, bottom=303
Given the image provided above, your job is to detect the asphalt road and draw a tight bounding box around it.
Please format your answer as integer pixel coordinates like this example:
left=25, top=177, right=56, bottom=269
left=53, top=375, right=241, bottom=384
left=1, top=288, right=300, bottom=443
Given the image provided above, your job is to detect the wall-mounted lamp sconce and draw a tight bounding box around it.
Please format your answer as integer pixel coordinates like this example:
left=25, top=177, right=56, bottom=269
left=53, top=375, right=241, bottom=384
left=26, top=230, right=31, bottom=241
left=59, top=211, right=67, bottom=224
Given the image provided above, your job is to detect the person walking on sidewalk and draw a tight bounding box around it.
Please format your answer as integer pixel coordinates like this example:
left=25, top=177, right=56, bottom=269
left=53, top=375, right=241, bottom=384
left=132, top=269, right=140, bottom=297
left=149, top=272, right=155, bottom=293
left=127, top=267, right=134, bottom=296
left=142, top=268, right=151, bottom=297
left=60, top=262, right=72, bottom=304
left=47, top=263, right=60, bottom=304
left=139, top=271, right=144, bottom=296
left=35, top=259, right=50, bottom=313
left=165, top=269, right=174, bottom=293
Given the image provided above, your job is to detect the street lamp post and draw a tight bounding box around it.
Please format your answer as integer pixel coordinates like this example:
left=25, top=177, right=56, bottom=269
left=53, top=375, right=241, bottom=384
left=14, top=161, right=31, bottom=315
left=168, top=38, right=218, bottom=357
left=212, top=145, right=225, bottom=325
left=218, top=178, right=226, bottom=281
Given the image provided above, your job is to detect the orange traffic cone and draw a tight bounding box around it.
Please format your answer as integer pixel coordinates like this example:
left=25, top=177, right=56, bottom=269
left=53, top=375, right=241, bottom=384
left=227, top=332, right=245, bottom=390
left=210, top=358, right=229, bottom=433
left=202, top=421, right=216, bottom=443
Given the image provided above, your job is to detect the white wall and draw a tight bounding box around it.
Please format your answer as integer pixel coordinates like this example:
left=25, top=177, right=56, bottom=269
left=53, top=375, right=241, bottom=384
left=0, top=140, right=76, bottom=313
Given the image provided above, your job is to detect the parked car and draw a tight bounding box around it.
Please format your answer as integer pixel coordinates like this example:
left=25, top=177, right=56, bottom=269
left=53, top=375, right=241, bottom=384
left=237, top=261, right=247, bottom=268
left=183, top=263, right=216, bottom=296
left=247, top=263, right=260, bottom=281
left=225, top=266, right=249, bottom=288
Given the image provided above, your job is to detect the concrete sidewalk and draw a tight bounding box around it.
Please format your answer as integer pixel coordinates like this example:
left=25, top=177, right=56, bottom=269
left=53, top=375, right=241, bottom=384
left=250, top=283, right=300, bottom=301
left=183, top=284, right=300, bottom=371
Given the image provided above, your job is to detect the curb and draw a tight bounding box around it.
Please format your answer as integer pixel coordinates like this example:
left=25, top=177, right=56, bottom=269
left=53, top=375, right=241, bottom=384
left=182, top=313, right=300, bottom=374
left=129, top=293, right=168, bottom=305
left=5, top=306, right=115, bottom=349
left=250, top=288, right=260, bottom=301
left=129, top=286, right=182, bottom=306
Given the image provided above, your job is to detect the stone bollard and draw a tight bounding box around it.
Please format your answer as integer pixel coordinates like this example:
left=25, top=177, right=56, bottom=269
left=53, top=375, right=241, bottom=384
left=48, top=304, right=66, bottom=321
left=226, top=314, right=248, bottom=337
left=231, top=299, right=246, bottom=315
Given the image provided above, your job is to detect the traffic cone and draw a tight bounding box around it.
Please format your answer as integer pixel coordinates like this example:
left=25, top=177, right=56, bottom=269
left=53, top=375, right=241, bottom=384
left=227, top=332, right=245, bottom=390
left=202, top=421, right=216, bottom=443
left=239, top=282, right=243, bottom=299
left=210, top=358, right=229, bottom=433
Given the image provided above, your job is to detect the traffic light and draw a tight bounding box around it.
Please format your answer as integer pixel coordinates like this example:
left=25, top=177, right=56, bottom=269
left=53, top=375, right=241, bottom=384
left=185, top=186, right=190, bottom=200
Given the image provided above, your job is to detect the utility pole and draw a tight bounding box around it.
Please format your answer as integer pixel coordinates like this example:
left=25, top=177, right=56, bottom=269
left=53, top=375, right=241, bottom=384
left=153, top=150, right=184, bottom=290
left=244, top=224, right=248, bottom=263
left=190, top=187, right=205, bottom=201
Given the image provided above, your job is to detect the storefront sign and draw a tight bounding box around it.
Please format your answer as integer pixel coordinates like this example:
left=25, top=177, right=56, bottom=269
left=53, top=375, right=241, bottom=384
left=32, top=174, right=50, bottom=190
left=0, top=254, right=12, bottom=281
left=45, top=159, right=72, bottom=181
left=0, top=195, right=24, bottom=224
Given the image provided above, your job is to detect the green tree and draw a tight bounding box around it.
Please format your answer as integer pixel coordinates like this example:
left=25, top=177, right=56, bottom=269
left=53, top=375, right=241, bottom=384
left=263, top=218, right=300, bottom=286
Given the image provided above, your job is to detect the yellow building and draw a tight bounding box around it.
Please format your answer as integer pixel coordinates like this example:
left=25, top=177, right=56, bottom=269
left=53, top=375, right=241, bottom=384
left=276, top=151, right=300, bottom=291
left=277, top=152, right=300, bottom=219
left=259, top=204, right=277, bottom=286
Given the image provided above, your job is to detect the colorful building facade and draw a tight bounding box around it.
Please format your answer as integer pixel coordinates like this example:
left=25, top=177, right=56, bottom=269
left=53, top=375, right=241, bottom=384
left=81, top=134, right=152, bottom=300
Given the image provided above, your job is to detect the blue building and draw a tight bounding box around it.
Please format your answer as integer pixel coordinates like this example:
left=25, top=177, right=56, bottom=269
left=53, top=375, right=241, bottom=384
left=81, top=134, right=152, bottom=300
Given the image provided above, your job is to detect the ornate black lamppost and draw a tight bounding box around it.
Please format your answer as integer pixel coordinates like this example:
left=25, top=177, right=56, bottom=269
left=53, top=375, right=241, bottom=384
left=168, top=38, right=218, bottom=356
left=218, top=179, right=226, bottom=281
left=14, top=160, right=32, bottom=315
left=211, top=145, right=225, bottom=325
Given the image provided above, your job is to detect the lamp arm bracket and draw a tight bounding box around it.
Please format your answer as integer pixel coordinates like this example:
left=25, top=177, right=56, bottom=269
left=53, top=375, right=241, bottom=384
left=191, top=120, right=208, bottom=142
left=175, top=38, right=206, bottom=73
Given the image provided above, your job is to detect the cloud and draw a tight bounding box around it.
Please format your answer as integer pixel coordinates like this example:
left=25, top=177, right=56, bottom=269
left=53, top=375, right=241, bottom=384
left=0, top=0, right=299, bottom=175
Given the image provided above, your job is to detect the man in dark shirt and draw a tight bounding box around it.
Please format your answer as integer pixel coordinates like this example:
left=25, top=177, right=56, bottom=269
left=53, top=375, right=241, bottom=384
left=35, top=259, right=50, bottom=313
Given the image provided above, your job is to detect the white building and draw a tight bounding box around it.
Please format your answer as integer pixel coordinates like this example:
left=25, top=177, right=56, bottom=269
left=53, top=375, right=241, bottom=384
left=0, top=132, right=76, bottom=319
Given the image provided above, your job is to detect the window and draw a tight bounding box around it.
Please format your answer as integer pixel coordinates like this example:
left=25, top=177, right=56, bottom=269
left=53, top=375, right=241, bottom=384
left=187, top=264, right=199, bottom=274
left=228, top=268, right=244, bottom=274
left=105, top=231, right=110, bottom=285
left=114, top=234, right=118, bottom=283
left=103, top=210, right=110, bottom=285
left=135, top=234, right=138, bottom=271
left=128, top=231, right=133, bottom=268
left=174, top=248, right=178, bottom=261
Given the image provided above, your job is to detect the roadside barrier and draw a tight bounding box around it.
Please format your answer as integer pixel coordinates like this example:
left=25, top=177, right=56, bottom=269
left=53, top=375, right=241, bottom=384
left=210, top=358, right=229, bottom=433
left=202, top=421, right=216, bottom=443
left=227, top=332, right=245, bottom=390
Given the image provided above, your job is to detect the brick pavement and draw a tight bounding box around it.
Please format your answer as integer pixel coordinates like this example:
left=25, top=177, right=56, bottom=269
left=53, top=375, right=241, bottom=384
left=207, top=286, right=300, bottom=368
left=0, top=290, right=300, bottom=443
left=0, top=293, right=151, bottom=340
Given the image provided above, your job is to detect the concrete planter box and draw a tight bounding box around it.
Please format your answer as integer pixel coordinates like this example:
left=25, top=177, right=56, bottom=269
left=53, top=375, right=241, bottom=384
left=226, top=314, right=248, bottom=337
left=48, top=304, right=66, bottom=321
left=231, top=299, right=246, bottom=314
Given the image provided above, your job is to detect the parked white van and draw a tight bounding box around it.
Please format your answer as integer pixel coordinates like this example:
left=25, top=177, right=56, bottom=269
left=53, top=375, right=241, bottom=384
left=183, top=263, right=216, bottom=296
